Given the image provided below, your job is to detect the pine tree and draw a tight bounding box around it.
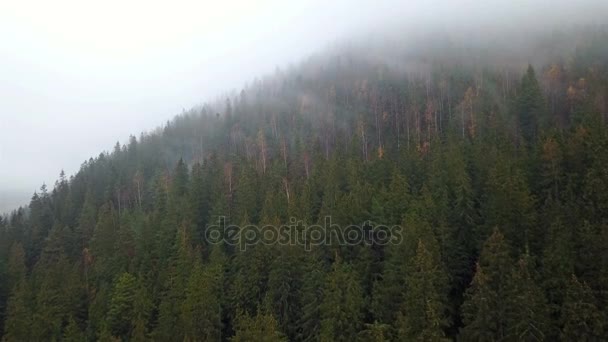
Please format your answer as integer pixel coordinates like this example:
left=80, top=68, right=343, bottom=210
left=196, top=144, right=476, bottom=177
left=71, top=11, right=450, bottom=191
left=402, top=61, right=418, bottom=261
left=154, top=225, right=194, bottom=341
left=482, top=152, right=537, bottom=253
left=231, top=310, right=286, bottom=342
left=87, top=285, right=110, bottom=341
left=319, top=258, right=364, bottom=342
left=28, top=186, right=54, bottom=264
left=297, top=256, right=325, bottom=342
left=90, top=203, right=119, bottom=282
left=130, top=279, right=153, bottom=342
left=358, top=321, right=391, bottom=342
left=31, top=227, right=74, bottom=341
left=371, top=211, right=434, bottom=324
left=107, top=272, right=138, bottom=338
left=263, top=247, right=304, bottom=340
left=190, top=161, right=210, bottom=245
left=516, top=65, right=547, bottom=145
left=460, top=229, right=513, bottom=341
left=560, top=275, right=605, bottom=340
left=97, top=323, right=121, bottom=342
left=181, top=257, right=223, bottom=341
left=170, top=157, right=189, bottom=200
left=381, top=167, right=411, bottom=225
left=234, top=165, right=258, bottom=224
left=1, top=282, right=32, bottom=341
left=63, top=316, right=85, bottom=342
left=230, top=244, right=273, bottom=318
left=6, top=243, right=26, bottom=291
left=76, top=190, right=97, bottom=252
left=506, top=255, right=550, bottom=341
left=396, top=240, right=449, bottom=341
left=130, top=317, right=148, bottom=342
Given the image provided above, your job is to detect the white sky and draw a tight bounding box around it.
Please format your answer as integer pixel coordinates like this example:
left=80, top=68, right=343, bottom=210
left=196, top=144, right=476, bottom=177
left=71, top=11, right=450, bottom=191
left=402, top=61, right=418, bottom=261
left=0, top=0, right=606, bottom=212
left=0, top=0, right=373, bottom=211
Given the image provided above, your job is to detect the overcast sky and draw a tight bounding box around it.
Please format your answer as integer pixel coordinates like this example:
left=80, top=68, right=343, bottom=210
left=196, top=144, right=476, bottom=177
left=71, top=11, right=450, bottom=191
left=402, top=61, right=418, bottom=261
left=1, top=0, right=607, bottom=213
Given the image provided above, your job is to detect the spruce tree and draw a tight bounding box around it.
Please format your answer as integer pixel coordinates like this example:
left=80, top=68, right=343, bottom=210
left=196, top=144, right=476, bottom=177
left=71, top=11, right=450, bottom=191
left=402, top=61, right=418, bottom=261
left=461, top=229, right=513, bottom=340
left=319, top=258, right=364, bottom=342
left=106, top=273, right=138, bottom=338
left=297, top=256, right=325, bottom=342
left=231, top=310, right=286, bottom=342
left=181, top=257, right=223, bottom=341
left=560, top=275, right=605, bottom=340
left=517, top=65, right=547, bottom=145
left=1, top=282, right=32, bottom=341
left=153, top=225, right=194, bottom=341
left=90, top=203, right=119, bottom=282
left=263, top=247, right=304, bottom=340
left=506, top=255, right=550, bottom=341
left=63, top=316, right=85, bottom=342
left=396, top=240, right=449, bottom=341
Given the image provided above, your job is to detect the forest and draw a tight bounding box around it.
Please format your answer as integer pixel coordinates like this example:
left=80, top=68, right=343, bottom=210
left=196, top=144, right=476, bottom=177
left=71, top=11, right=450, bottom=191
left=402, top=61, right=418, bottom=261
left=1, top=26, right=608, bottom=341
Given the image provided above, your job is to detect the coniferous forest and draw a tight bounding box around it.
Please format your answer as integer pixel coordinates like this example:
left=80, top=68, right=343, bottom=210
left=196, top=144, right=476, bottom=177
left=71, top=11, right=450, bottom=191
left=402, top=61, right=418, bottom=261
left=2, top=27, right=608, bottom=341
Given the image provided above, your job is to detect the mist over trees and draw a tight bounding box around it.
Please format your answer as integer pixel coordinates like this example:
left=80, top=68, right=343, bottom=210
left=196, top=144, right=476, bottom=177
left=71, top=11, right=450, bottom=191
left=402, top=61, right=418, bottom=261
left=1, top=22, right=608, bottom=341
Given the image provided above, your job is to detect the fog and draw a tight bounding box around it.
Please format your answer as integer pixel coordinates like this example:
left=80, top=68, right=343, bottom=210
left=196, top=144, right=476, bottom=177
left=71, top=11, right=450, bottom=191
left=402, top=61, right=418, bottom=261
left=0, top=0, right=606, bottom=213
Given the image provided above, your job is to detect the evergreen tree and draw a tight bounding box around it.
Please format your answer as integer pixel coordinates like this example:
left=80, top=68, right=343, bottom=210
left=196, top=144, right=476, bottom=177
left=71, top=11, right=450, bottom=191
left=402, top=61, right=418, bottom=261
left=31, top=226, right=75, bottom=341
left=396, top=240, right=449, bottom=341
left=506, top=255, right=550, bottom=341
left=190, top=161, right=210, bottom=245
left=76, top=190, right=97, bottom=251
left=482, top=152, right=537, bottom=253
left=358, top=322, right=391, bottom=342
left=263, top=247, right=304, bottom=340
left=130, top=316, right=148, bottom=342
left=90, top=203, right=119, bottom=282
left=1, top=282, right=32, bottom=342
left=560, top=275, right=605, bottom=340
left=231, top=310, right=286, bottom=342
left=107, top=272, right=138, bottom=338
left=153, top=225, right=194, bottom=341
left=516, top=65, right=547, bottom=145
left=319, top=258, right=364, bottom=342
left=230, top=244, right=273, bottom=318
left=181, top=257, right=223, bottom=341
left=234, top=165, right=258, bottom=224
left=461, top=229, right=513, bottom=340
left=297, top=256, right=325, bottom=342
left=63, top=316, right=85, bottom=342
left=6, top=243, right=26, bottom=291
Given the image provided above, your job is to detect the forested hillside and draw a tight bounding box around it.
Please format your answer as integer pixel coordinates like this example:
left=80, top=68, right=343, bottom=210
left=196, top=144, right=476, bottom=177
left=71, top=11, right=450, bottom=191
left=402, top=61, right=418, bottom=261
left=1, top=27, right=608, bottom=341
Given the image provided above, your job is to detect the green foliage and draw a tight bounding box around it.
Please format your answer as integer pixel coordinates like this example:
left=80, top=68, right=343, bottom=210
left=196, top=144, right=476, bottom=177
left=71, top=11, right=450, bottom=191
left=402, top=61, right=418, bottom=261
left=231, top=310, right=287, bottom=342
left=358, top=321, right=391, bottom=342
left=319, top=259, right=364, bottom=342
left=63, top=316, right=85, bottom=342
left=461, top=229, right=513, bottom=341
left=107, top=273, right=138, bottom=338
left=181, top=258, right=223, bottom=341
left=516, top=65, right=547, bottom=145
left=90, top=203, right=120, bottom=282
left=2, top=29, right=608, bottom=341
left=560, top=276, right=605, bottom=341
left=396, top=240, right=449, bottom=341
left=506, top=255, right=550, bottom=341
left=1, top=282, right=32, bottom=342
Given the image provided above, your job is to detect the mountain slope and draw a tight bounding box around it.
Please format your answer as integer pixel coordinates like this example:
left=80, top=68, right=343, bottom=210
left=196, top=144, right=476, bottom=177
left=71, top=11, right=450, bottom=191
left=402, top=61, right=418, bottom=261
left=1, top=27, right=608, bottom=341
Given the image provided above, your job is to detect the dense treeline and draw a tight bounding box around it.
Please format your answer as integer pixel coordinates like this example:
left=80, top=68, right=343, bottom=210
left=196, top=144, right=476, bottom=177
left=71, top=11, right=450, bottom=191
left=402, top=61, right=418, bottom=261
left=1, top=27, right=608, bottom=341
